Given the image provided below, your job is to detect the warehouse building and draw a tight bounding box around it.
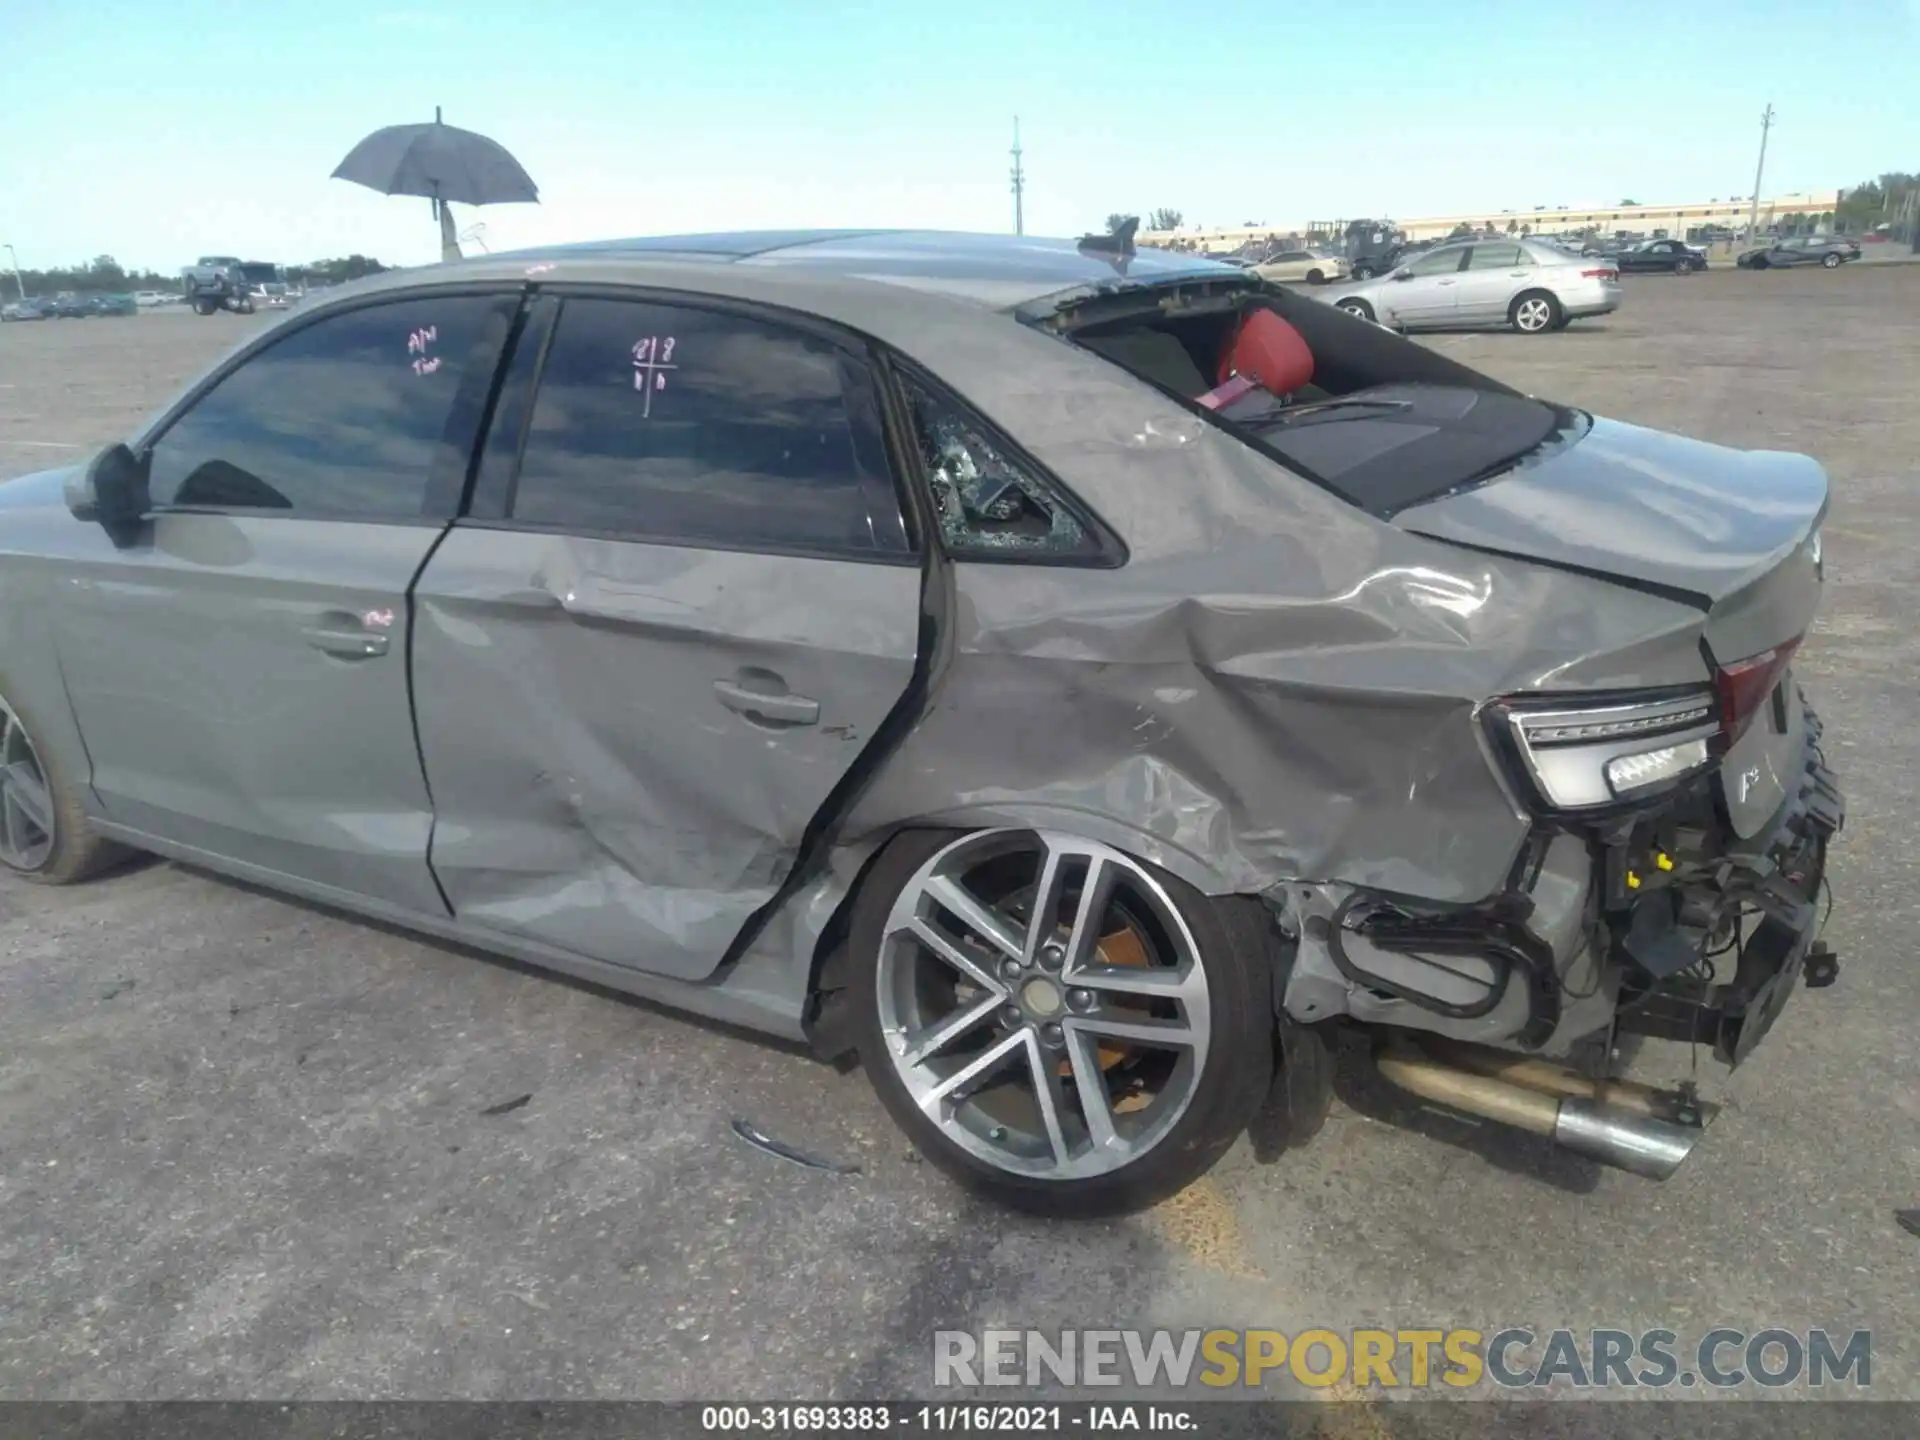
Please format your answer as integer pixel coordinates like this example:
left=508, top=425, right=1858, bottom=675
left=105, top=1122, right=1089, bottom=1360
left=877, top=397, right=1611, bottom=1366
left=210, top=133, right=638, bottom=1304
left=1143, top=191, right=1843, bottom=253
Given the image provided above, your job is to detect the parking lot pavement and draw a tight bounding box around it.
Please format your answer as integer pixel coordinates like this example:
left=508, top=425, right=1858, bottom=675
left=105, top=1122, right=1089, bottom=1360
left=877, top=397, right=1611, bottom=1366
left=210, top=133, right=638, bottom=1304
left=2, top=270, right=1918, bottom=1407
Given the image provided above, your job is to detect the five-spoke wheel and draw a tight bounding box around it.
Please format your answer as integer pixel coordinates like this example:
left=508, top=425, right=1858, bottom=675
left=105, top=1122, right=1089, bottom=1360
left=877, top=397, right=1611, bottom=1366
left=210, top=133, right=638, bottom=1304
left=853, top=829, right=1273, bottom=1215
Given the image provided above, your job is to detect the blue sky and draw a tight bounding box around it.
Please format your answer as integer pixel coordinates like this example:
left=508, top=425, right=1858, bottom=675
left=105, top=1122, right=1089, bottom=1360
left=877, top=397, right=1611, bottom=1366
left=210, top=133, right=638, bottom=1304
left=5, top=0, right=1916, bottom=272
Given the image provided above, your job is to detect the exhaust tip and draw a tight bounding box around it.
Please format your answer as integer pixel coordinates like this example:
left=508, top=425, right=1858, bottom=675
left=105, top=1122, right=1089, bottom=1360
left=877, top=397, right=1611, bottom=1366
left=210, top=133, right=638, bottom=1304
left=1553, top=1095, right=1706, bottom=1181
left=1374, top=1042, right=1714, bottom=1181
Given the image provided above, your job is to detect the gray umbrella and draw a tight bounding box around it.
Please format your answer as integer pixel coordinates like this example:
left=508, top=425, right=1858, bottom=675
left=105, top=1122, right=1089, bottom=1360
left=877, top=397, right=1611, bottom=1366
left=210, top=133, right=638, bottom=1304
left=332, top=108, right=538, bottom=261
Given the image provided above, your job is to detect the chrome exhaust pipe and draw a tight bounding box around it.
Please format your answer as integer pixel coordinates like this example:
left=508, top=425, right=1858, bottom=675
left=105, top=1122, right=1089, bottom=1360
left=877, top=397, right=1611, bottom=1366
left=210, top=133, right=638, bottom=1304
left=1375, top=1041, right=1714, bottom=1180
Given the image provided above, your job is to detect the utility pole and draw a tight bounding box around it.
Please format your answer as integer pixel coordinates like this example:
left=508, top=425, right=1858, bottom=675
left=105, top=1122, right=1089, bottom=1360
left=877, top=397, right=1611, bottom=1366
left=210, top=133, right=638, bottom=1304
left=1745, top=104, right=1774, bottom=243
left=1010, top=117, right=1025, bottom=236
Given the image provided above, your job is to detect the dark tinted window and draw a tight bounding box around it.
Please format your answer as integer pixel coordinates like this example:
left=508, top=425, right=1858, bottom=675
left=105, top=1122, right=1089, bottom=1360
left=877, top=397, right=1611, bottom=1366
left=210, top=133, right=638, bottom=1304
left=507, top=297, right=900, bottom=554
left=149, top=295, right=504, bottom=518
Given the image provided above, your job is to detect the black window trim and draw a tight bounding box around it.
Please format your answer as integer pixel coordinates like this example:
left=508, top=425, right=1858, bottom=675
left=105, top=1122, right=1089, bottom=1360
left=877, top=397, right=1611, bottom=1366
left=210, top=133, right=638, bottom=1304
left=452, top=282, right=921, bottom=568
left=880, top=352, right=1129, bottom=570
left=465, top=293, right=561, bottom=523
left=134, top=283, right=529, bottom=529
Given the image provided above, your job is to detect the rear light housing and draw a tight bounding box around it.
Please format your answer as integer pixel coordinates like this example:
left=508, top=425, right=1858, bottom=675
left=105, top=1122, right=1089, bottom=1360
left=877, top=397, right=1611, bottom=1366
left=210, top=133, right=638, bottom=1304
left=1581, top=267, right=1619, bottom=281
left=1713, top=639, right=1801, bottom=745
left=1486, top=691, right=1718, bottom=810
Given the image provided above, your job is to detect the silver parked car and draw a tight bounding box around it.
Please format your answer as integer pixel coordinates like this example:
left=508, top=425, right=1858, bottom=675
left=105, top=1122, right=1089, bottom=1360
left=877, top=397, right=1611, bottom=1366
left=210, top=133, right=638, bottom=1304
left=1316, top=238, right=1622, bottom=333
left=0, top=231, right=1841, bottom=1216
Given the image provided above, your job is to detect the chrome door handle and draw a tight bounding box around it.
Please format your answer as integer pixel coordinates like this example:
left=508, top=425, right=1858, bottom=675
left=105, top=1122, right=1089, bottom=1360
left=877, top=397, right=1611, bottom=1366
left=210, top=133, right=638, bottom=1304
left=303, top=627, right=389, bottom=659
left=713, top=680, right=819, bottom=726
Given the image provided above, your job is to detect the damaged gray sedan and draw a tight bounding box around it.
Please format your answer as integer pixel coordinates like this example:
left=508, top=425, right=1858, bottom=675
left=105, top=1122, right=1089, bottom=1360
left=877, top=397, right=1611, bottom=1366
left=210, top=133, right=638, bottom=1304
left=0, top=230, right=1843, bottom=1216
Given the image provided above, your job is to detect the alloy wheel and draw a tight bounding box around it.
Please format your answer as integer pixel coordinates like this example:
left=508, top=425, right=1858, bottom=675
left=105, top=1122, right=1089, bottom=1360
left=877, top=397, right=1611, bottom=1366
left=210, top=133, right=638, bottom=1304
left=1515, top=296, right=1554, bottom=332
left=874, top=831, right=1210, bottom=1182
left=0, top=695, right=57, bottom=872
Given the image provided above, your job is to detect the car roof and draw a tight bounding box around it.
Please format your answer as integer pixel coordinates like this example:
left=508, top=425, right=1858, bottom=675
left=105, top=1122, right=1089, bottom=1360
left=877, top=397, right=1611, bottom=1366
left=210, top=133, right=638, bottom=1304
left=477, top=229, right=1240, bottom=309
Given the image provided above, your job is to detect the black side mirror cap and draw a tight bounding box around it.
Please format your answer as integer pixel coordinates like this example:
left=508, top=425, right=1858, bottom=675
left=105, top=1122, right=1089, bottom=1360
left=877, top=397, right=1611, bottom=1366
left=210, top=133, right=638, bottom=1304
left=70, top=442, right=150, bottom=547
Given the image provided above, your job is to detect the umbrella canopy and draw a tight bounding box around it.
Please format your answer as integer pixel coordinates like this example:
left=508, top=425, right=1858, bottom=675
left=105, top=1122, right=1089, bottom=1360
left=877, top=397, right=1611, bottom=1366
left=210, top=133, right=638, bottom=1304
left=331, top=116, right=539, bottom=207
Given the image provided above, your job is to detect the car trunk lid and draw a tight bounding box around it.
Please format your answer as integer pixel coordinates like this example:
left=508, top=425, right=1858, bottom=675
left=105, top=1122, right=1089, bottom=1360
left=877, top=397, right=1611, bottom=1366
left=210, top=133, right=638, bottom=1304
left=1391, top=414, right=1827, bottom=661
left=1394, top=416, right=1829, bottom=838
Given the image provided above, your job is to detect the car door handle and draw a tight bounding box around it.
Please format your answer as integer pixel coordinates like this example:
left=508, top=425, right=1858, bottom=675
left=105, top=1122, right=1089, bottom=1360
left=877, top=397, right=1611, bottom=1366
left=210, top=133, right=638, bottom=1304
left=713, top=679, right=819, bottom=726
left=1437, top=279, right=1456, bottom=286
left=303, top=626, right=389, bottom=659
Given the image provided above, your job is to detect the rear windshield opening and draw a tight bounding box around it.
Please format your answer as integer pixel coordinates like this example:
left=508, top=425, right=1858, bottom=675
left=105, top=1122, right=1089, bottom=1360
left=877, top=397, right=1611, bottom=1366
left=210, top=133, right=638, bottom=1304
left=1069, top=290, right=1574, bottom=517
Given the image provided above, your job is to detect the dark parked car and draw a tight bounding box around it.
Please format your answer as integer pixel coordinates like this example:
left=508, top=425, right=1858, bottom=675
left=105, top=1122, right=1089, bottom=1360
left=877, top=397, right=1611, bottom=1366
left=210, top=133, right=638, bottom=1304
left=46, top=292, right=94, bottom=318
left=1737, top=236, right=1863, bottom=269
left=90, top=293, right=139, bottom=317
left=0, top=231, right=1843, bottom=1216
left=1615, top=239, right=1709, bottom=274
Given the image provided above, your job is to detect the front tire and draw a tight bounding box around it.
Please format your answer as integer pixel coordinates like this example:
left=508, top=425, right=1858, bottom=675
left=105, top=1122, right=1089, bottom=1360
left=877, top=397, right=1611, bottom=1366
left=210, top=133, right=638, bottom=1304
left=1674, top=257, right=1694, bottom=274
left=1510, top=290, right=1560, bottom=334
left=1305, top=269, right=1325, bottom=285
left=1822, top=251, right=1841, bottom=268
left=852, top=829, right=1274, bottom=1217
left=0, top=682, right=127, bottom=885
left=1337, top=298, right=1376, bottom=323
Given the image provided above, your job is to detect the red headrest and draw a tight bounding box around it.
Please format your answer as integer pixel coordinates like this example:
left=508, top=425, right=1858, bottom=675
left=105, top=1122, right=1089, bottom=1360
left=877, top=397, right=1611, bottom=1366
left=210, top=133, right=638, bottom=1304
left=1217, top=308, right=1314, bottom=396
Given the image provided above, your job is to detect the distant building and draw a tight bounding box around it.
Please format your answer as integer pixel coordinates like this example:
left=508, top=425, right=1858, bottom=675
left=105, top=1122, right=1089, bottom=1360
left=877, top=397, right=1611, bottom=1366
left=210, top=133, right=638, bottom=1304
left=1142, top=192, right=1844, bottom=253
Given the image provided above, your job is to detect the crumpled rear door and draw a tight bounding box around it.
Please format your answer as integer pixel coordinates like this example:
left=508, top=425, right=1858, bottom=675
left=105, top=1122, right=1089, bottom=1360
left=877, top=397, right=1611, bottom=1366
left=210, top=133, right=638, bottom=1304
left=409, top=288, right=921, bottom=982
left=411, top=533, right=919, bottom=980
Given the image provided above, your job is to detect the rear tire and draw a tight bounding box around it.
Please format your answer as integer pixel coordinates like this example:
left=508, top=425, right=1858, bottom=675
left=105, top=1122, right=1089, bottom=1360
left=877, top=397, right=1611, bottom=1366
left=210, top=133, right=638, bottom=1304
left=1509, top=290, right=1560, bottom=334
left=1337, top=298, right=1376, bottom=323
left=851, top=828, right=1275, bottom=1218
left=192, top=297, right=215, bottom=315
left=0, top=679, right=129, bottom=886
left=1750, top=256, right=1769, bottom=270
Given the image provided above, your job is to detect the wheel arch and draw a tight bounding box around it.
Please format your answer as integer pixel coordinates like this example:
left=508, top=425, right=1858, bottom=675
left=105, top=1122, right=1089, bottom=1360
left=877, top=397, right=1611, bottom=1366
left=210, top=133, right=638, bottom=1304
left=0, top=561, right=98, bottom=810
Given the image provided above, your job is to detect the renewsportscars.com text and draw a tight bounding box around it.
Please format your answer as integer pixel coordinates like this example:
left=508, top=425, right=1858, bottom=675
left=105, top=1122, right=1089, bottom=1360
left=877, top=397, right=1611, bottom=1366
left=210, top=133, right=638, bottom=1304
left=933, top=1327, right=1872, bottom=1391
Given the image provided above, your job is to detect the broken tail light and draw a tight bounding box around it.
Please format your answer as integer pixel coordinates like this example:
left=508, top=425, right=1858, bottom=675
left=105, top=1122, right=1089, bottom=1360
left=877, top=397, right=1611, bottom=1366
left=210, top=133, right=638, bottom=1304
left=1488, top=691, right=1718, bottom=810
left=1713, top=639, right=1801, bottom=745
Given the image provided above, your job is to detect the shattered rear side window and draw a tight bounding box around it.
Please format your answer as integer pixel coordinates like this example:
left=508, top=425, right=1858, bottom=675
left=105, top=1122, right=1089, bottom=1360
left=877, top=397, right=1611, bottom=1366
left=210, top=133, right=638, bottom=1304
left=902, top=378, right=1095, bottom=558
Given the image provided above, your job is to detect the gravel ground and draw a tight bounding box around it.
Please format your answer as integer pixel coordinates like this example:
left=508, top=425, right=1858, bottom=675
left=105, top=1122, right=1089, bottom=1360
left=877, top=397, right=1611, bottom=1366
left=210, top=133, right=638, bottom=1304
left=1, top=268, right=1916, bottom=1420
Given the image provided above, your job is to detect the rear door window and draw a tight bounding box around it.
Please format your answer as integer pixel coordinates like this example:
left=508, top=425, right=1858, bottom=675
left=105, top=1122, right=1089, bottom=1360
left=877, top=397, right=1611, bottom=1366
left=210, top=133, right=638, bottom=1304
left=1465, top=244, right=1526, bottom=270
left=503, top=297, right=907, bottom=557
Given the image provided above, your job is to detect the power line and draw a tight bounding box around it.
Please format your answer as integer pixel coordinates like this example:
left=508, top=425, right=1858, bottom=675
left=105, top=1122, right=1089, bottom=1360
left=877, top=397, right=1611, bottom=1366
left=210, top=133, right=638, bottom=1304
left=1010, top=118, right=1025, bottom=237
left=1745, top=104, right=1775, bottom=243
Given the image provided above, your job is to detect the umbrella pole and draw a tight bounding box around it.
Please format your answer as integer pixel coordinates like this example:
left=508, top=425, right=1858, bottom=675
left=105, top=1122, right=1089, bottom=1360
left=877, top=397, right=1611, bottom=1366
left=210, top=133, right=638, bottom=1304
left=437, top=185, right=462, bottom=262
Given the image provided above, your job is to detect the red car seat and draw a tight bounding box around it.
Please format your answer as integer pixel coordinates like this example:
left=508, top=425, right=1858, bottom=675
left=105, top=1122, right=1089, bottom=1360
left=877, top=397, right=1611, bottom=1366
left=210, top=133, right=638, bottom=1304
left=1217, top=307, right=1315, bottom=395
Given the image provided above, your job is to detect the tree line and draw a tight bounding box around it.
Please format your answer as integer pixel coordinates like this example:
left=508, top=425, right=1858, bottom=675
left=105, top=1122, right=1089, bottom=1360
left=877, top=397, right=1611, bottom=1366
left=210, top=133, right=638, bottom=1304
left=4, top=253, right=392, bottom=296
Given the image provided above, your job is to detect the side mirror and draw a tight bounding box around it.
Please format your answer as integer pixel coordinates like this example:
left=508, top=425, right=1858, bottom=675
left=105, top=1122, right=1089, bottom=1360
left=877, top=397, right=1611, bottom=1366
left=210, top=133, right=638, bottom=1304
left=69, top=442, right=150, bottom=547
left=1391, top=267, right=1414, bottom=280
